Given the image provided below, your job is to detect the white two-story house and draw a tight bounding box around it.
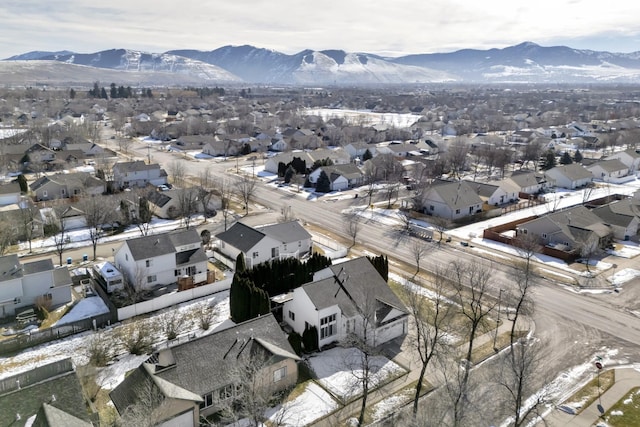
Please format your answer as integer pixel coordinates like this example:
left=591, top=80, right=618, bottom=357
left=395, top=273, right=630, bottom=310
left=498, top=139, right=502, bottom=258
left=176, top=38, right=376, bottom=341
left=282, top=257, right=408, bottom=349
left=114, top=229, right=208, bottom=290
left=112, top=161, right=168, bottom=190
left=215, top=221, right=312, bottom=269
left=0, top=255, right=72, bottom=318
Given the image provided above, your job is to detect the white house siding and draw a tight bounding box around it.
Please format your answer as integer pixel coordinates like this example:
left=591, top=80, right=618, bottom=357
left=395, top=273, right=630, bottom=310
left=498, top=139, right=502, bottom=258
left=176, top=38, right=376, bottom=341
left=21, top=270, right=71, bottom=310
left=245, top=235, right=282, bottom=268
left=0, top=278, right=23, bottom=317
left=330, top=175, right=349, bottom=191
left=0, top=194, right=20, bottom=206
left=282, top=288, right=319, bottom=338
left=62, top=215, right=87, bottom=230
left=115, top=247, right=175, bottom=290
left=375, top=317, right=408, bottom=346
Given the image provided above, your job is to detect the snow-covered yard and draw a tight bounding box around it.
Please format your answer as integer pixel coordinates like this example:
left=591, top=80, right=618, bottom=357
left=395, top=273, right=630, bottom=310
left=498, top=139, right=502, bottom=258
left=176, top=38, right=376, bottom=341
left=307, top=346, right=407, bottom=402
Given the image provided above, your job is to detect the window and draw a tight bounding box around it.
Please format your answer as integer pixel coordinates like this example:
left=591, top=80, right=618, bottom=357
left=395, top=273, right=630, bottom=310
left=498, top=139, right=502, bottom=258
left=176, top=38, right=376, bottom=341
left=542, top=233, right=547, bottom=239
left=174, top=269, right=181, bottom=277
left=455, top=209, right=461, bottom=215
left=146, top=259, right=153, bottom=267
left=288, top=310, right=295, bottom=321
left=147, top=275, right=156, bottom=283
left=430, top=205, right=434, bottom=211
left=298, top=241, right=301, bottom=247
left=522, top=229, right=528, bottom=234
left=271, top=247, right=279, bottom=258
left=252, top=251, right=259, bottom=258
left=43, top=293, right=52, bottom=301
left=125, top=254, right=128, bottom=261
left=200, top=392, right=214, bottom=409
left=320, top=313, right=337, bottom=339
left=42, top=190, right=48, bottom=198
left=273, top=366, right=287, bottom=382
left=186, top=266, right=196, bottom=276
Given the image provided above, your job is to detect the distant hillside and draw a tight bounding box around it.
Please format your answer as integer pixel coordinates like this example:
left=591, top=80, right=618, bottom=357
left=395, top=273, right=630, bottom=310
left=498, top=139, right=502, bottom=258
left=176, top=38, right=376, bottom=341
left=6, top=42, right=640, bottom=86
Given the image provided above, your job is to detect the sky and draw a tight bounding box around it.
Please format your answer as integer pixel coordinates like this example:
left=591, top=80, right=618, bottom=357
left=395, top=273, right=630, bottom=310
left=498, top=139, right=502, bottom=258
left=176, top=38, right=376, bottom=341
left=1, top=1, right=640, bottom=60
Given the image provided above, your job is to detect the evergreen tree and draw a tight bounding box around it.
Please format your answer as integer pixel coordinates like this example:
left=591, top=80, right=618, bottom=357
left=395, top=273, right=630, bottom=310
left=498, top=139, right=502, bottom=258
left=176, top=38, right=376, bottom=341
left=241, top=143, right=252, bottom=155
left=540, top=150, right=557, bottom=171
left=146, top=88, right=153, bottom=98
left=110, top=83, right=117, bottom=99
left=236, top=253, right=246, bottom=273
left=367, top=254, right=389, bottom=281
left=284, top=165, right=295, bottom=184
left=560, top=151, right=573, bottom=165
left=291, top=157, right=306, bottom=174
left=316, top=171, right=331, bottom=193
left=16, top=174, right=28, bottom=193
left=288, top=332, right=303, bottom=356
left=363, top=148, right=373, bottom=161
left=573, top=149, right=583, bottom=163
left=69, top=88, right=76, bottom=99
left=302, top=326, right=319, bottom=352
left=100, top=87, right=108, bottom=99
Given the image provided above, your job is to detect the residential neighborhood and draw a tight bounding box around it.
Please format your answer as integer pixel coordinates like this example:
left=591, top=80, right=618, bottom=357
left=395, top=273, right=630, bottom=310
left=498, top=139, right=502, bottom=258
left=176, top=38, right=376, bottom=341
left=1, top=83, right=640, bottom=427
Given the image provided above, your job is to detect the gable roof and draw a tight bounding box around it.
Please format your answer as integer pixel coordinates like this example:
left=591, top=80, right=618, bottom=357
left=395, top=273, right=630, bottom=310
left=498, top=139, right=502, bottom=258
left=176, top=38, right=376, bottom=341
left=586, top=158, right=628, bottom=173
left=113, top=160, right=162, bottom=174
left=427, top=180, right=483, bottom=209
left=0, top=359, right=92, bottom=426
left=111, top=314, right=298, bottom=414
left=303, top=257, right=407, bottom=319
left=256, top=220, right=311, bottom=243
left=216, top=222, right=266, bottom=253
left=546, top=163, right=592, bottom=181
left=124, top=233, right=177, bottom=260
left=508, top=171, right=544, bottom=189
left=0, top=181, right=21, bottom=195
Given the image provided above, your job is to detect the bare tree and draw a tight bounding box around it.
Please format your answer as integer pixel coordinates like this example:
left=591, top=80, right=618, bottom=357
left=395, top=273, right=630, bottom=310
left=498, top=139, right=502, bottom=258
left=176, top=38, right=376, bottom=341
left=343, top=211, right=362, bottom=248
left=80, top=195, right=114, bottom=260
left=118, top=374, right=167, bottom=427
left=159, top=310, right=186, bottom=341
left=494, top=337, right=548, bottom=427
left=510, top=233, right=541, bottom=346
left=446, top=139, right=470, bottom=180
left=279, top=204, right=295, bottom=223
left=197, top=167, right=217, bottom=223
left=175, top=186, right=199, bottom=229
left=578, top=233, right=601, bottom=274
left=403, top=269, right=452, bottom=416
left=18, top=203, right=38, bottom=253
left=430, top=216, right=450, bottom=244
left=135, top=195, right=154, bottom=236
left=234, top=175, right=257, bottom=216
left=216, top=178, right=234, bottom=231
left=411, top=240, right=428, bottom=277
left=0, top=220, right=15, bottom=255
left=46, top=209, right=69, bottom=266
left=449, top=260, right=497, bottom=425
left=168, top=160, right=186, bottom=188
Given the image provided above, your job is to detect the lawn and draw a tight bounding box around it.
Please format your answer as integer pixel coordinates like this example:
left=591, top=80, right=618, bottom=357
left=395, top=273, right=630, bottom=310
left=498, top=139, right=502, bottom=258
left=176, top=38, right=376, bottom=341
left=602, top=387, right=640, bottom=426
left=559, top=369, right=615, bottom=414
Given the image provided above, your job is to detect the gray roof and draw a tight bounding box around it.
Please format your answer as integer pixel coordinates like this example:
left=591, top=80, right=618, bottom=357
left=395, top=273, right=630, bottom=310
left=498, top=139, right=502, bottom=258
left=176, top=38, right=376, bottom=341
left=125, top=233, right=177, bottom=260
left=471, top=182, right=499, bottom=199
left=216, top=222, right=265, bottom=253
left=34, top=403, right=92, bottom=427
left=113, top=160, right=161, bottom=173
left=124, top=229, right=202, bottom=261
left=53, top=267, right=72, bottom=288
left=587, top=158, right=628, bottom=173
left=0, top=360, right=92, bottom=426
left=30, top=172, right=102, bottom=192
left=168, top=228, right=201, bottom=248
left=508, top=171, right=544, bottom=189
left=175, top=248, right=207, bottom=267
left=429, top=180, right=483, bottom=210
left=592, top=199, right=640, bottom=228
left=23, top=259, right=54, bottom=275
left=0, top=181, right=20, bottom=195
left=146, top=190, right=173, bottom=208
left=110, top=314, right=298, bottom=414
left=0, top=254, right=23, bottom=282
left=303, top=257, right=407, bottom=320
left=547, top=163, right=593, bottom=181
left=257, top=220, right=311, bottom=244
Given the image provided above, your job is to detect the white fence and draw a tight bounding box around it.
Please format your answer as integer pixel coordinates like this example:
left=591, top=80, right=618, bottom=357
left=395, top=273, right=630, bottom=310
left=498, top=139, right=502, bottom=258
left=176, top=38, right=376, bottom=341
left=117, top=278, right=232, bottom=321
left=312, top=233, right=348, bottom=259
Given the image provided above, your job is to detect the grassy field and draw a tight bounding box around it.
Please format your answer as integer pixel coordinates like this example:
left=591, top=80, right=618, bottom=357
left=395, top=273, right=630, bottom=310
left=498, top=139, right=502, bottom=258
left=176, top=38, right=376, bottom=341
left=561, top=369, right=615, bottom=414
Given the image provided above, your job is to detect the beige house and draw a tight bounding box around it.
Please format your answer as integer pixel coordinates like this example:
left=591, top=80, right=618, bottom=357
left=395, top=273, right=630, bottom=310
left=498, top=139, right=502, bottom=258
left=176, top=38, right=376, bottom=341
left=110, top=314, right=299, bottom=426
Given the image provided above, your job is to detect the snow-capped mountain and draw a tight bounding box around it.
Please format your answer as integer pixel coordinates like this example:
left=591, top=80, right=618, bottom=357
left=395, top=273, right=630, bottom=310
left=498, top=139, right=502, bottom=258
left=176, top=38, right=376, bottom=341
left=5, top=42, right=640, bottom=85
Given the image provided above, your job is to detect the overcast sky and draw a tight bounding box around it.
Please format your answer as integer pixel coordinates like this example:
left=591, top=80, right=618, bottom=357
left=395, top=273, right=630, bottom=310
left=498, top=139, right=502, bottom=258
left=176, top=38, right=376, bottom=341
left=2, top=1, right=640, bottom=59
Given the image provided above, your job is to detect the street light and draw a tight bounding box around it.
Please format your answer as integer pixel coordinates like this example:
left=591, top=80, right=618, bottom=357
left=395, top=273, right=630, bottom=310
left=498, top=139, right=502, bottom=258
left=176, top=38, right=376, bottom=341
left=493, top=288, right=504, bottom=352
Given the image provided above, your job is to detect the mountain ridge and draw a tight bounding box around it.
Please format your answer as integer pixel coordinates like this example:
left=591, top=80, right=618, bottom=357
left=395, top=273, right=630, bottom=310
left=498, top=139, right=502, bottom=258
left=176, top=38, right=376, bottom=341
left=5, top=41, right=640, bottom=85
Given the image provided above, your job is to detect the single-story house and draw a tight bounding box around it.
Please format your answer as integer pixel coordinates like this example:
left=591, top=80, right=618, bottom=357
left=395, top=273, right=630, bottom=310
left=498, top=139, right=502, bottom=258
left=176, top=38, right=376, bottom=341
left=592, top=199, right=640, bottom=241
left=420, top=180, right=483, bottom=220
left=308, top=164, right=364, bottom=191
left=544, top=163, right=593, bottom=190
left=605, top=148, right=640, bottom=173
left=586, top=159, right=630, bottom=182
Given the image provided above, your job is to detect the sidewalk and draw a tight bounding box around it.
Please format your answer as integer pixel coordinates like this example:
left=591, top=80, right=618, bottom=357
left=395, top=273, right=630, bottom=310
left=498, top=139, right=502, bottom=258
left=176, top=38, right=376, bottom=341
left=543, top=367, right=640, bottom=426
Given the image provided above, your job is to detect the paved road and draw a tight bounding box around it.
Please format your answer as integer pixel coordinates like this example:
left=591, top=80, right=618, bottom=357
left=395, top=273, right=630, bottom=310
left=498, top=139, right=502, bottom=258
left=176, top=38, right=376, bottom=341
left=105, top=139, right=640, bottom=352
